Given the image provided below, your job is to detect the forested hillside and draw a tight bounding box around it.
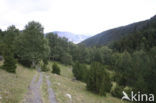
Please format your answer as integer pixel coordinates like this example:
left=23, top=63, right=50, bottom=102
left=81, top=15, right=156, bottom=47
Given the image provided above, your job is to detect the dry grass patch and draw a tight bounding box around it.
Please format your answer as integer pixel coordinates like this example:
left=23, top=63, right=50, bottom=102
left=49, top=61, right=73, bottom=79
left=46, top=62, right=128, bottom=103
left=0, top=62, right=36, bottom=103
left=47, top=73, right=126, bottom=103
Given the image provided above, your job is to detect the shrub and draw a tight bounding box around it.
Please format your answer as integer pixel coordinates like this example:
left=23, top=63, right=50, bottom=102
left=87, top=62, right=112, bottom=96
left=72, top=62, right=88, bottom=82
left=124, top=87, right=132, bottom=96
left=52, top=63, right=60, bottom=75
left=41, top=59, right=49, bottom=72
left=111, top=84, right=123, bottom=98
left=3, top=50, right=17, bottom=73
left=41, top=64, right=49, bottom=72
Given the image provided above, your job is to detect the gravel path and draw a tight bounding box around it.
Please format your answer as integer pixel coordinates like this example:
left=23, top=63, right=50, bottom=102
left=46, top=76, right=57, bottom=103
left=22, top=72, right=43, bottom=103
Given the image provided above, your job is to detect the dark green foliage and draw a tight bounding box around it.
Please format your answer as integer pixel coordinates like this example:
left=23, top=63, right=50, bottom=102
left=72, top=62, right=88, bottom=82
left=0, top=26, right=19, bottom=56
left=61, top=53, right=73, bottom=65
left=87, top=62, right=112, bottom=96
left=43, top=58, right=49, bottom=65
left=0, top=26, right=18, bottom=73
left=111, top=48, right=156, bottom=98
left=46, top=33, right=69, bottom=61
left=41, top=64, right=49, bottom=72
left=4, top=26, right=19, bottom=46
left=15, top=21, right=50, bottom=67
left=41, top=59, right=49, bottom=72
left=18, top=59, right=32, bottom=68
left=52, top=63, right=60, bottom=75
left=112, top=29, right=156, bottom=52
left=71, top=45, right=91, bottom=64
left=111, top=51, right=132, bottom=86
left=111, top=84, right=123, bottom=98
left=3, top=48, right=17, bottom=73
left=146, top=47, right=156, bottom=96
left=92, top=46, right=113, bottom=65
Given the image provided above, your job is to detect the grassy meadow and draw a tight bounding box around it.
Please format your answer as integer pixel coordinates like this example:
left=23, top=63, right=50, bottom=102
left=0, top=61, right=36, bottom=103
left=0, top=60, right=128, bottom=103
left=46, top=62, right=127, bottom=103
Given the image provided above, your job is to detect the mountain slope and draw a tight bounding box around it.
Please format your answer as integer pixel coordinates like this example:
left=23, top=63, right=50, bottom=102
left=81, top=15, right=156, bottom=47
left=53, top=31, right=90, bottom=44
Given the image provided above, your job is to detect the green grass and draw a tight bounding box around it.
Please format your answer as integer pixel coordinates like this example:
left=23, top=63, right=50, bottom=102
left=46, top=61, right=127, bottom=103
left=49, top=61, right=73, bottom=79
left=0, top=61, right=36, bottom=103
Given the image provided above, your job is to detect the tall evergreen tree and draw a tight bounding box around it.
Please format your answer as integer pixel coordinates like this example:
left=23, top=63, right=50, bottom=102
left=87, top=62, right=112, bottom=96
left=3, top=47, right=16, bottom=73
left=52, top=63, right=60, bottom=75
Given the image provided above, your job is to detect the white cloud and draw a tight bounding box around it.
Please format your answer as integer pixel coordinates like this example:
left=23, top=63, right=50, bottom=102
left=0, top=0, right=156, bottom=35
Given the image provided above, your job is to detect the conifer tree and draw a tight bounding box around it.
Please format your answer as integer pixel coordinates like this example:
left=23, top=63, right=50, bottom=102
left=52, top=63, right=60, bottom=75
left=3, top=48, right=16, bottom=73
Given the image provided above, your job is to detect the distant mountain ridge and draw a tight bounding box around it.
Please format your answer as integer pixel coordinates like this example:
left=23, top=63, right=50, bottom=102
left=52, top=31, right=90, bottom=44
left=81, top=15, right=156, bottom=46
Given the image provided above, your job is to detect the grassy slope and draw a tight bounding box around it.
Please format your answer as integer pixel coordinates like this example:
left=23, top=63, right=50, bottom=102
left=47, top=62, right=126, bottom=103
left=0, top=61, right=36, bottom=103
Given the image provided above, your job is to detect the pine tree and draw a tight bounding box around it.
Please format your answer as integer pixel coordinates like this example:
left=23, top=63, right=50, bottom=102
left=72, top=62, right=88, bottom=82
left=52, top=63, right=60, bottom=75
left=87, top=62, right=112, bottom=96
left=3, top=48, right=16, bottom=73
left=41, top=59, right=49, bottom=72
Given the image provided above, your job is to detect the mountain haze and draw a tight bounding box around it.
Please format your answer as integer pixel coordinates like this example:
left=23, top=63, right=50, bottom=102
left=53, top=31, right=91, bottom=44
left=81, top=15, right=156, bottom=46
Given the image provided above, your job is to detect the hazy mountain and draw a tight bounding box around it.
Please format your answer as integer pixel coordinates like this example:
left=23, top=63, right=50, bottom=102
left=52, top=31, right=91, bottom=44
left=81, top=15, right=156, bottom=47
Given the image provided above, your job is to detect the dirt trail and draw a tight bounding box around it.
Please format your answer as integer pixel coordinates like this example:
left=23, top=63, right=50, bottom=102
left=22, top=72, right=43, bottom=103
left=46, top=75, right=57, bottom=103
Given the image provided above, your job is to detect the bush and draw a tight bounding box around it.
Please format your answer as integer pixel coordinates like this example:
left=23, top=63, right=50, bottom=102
left=3, top=50, right=17, bottom=73
left=52, top=63, right=60, bottom=75
left=41, top=59, right=49, bottom=72
left=111, top=84, right=123, bottom=98
left=72, top=62, right=88, bottom=82
left=41, top=64, right=49, bottom=72
left=87, top=62, right=112, bottom=96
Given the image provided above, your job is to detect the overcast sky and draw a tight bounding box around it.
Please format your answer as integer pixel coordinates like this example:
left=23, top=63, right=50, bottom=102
left=0, top=0, right=156, bottom=35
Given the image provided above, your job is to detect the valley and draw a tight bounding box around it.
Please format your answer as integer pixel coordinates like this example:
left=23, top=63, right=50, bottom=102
left=0, top=14, right=156, bottom=103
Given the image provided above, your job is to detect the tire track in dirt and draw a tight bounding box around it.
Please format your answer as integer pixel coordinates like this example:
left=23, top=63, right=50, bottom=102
left=45, top=75, right=57, bottom=103
left=22, top=72, right=43, bottom=103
